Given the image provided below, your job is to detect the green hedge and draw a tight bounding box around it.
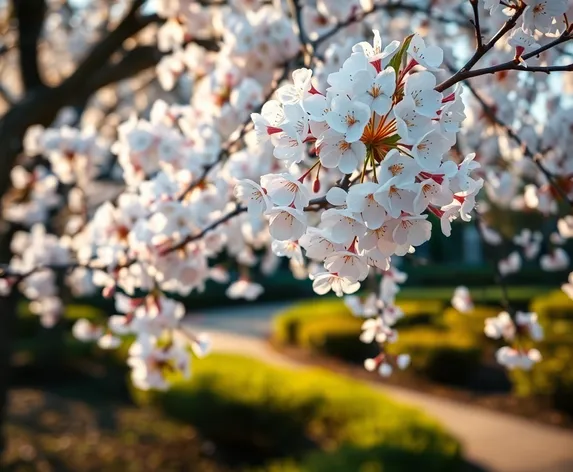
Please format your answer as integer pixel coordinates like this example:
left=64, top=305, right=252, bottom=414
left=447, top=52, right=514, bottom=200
left=388, top=328, right=483, bottom=386
left=274, top=300, right=485, bottom=387
left=13, top=303, right=109, bottom=379
left=510, top=344, right=573, bottom=416
left=442, top=305, right=501, bottom=337
left=273, top=299, right=445, bottom=348
left=531, top=290, right=573, bottom=321
left=132, top=354, right=463, bottom=471
left=298, top=317, right=377, bottom=364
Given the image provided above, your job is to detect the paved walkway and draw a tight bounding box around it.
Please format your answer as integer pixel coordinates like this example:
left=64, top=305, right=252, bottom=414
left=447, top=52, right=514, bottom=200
left=184, top=302, right=573, bottom=472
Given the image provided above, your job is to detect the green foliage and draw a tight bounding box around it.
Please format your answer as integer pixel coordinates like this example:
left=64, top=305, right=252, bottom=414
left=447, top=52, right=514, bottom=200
left=133, top=354, right=462, bottom=471
left=16, top=301, right=105, bottom=339
left=273, top=299, right=352, bottom=345
left=387, top=328, right=483, bottom=386
left=531, top=290, right=573, bottom=321
left=298, top=317, right=377, bottom=364
left=389, top=35, right=414, bottom=76
left=442, top=305, right=501, bottom=337
left=273, top=298, right=445, bottom=349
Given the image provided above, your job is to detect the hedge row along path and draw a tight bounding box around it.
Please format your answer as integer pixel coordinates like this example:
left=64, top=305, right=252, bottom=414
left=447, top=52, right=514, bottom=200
left=184, top=301, right=573, bottom=472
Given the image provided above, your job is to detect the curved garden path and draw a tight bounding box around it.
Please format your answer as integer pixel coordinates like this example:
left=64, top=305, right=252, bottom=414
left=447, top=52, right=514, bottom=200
left=184, top=302, right=573, bottom=472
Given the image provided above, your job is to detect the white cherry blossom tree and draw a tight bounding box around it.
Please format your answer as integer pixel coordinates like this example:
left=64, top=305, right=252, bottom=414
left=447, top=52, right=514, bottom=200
left=1, top=0, right=573, bottom=455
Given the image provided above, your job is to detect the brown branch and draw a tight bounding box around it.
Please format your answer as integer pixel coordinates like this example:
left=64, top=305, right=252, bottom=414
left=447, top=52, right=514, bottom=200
left=436, top=2, right=526, bottom=92
left=311, top=2, right=472, bottom=50
left=464, top=79, right=573, bottom=207
left=178, top=63, right=293, bottom=201
left=13, top=0, right=47, bottom=91
left=469, top=0, right=484, bottom=50
left=437, top=34, right=573, bottom=91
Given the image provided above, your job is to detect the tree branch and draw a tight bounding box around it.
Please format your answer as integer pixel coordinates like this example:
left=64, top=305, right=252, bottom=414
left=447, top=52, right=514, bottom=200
left=469, top=0, right=484, bottom=50
left=436, top=3, right=526, bottom=92
left=13, top=0, right=47, bottom=91
left=463, top=79, right=573, bottom=207
left=437, top=33, right=573, bottom=91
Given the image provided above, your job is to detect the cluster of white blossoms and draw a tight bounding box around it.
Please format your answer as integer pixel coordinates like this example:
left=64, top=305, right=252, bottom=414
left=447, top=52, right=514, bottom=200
left=241, top=32, right=482, bottom=303
left=74, top=292, right=210, bottom=390
left=345, top=266, right=411, bottom=377
left=459, top=1, right=573, bottom=304
left=485, top=310, right=544, bottom=370
left=1, top=225, right=70, bottom=327
left=451, top=285, right=474, bottom=313
left=3, top=0, right=573, bottom=391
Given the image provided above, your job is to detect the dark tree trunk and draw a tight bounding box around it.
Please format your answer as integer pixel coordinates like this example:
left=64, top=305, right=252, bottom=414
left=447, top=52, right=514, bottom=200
left=0, top=293, right=17, bottom=455
left=0, top=1, right=163, bottom=456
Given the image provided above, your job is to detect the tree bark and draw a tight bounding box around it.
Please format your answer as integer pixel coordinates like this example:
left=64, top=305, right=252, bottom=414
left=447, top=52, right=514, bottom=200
left=0, top=3, right=165, bottom=456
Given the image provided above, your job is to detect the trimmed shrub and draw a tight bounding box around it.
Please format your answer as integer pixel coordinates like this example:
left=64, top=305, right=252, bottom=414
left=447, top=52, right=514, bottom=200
left=387, top=328, right=483, bottom=386
left=273, top=299, right=351, bottom=345
left=132, top=354, right=462, bottom=471
left=273, top=298, right=445, bottom=347
left=13, top=303, right=111, bottom=382
left=510, top=342, right=573, bottom=415
left=442, top=305, right=501, bottom=337
left=298, top=316, right=377, bottom=363
left=16, top=302, right=105, bottom=339
left=531, top=290, right=573, bottom=321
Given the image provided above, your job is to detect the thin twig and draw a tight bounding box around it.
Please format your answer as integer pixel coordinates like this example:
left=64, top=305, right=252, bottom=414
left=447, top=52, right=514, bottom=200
left=463, top=78, right=573, bottom=207
left=469, top=0, right=484, bottom=50
left=437, top=2, right=526, bottom=92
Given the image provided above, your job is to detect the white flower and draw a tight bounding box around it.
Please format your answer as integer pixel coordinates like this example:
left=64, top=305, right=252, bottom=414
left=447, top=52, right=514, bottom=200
left=72, top=318, right=103, bottom=342
left=251, top=100, right=286, bottom=142
left=507, top=27, right=540, bottom=64
left=562, top=272, right=573, bottom=300
left=226, top=279, right=264, bottom=300
left=404, top=71, right=442, bottom=118
left=484, top=311, right=516, bottom=341
left=321, top=208, right=365, bottom=245
left=266, top=206, right=307, bottom=241
left=392, top=215, right=432, bottom=247
left=271, top=127, right=306, bottom=166
left=557, top=216, right=573, bottom=239
left=498, top=251, right=521, bottom=276
left=540, top=248, right=570, bottom=272
left=325, top=187, right=348, bottom=206
left=346, top=183, right=387, bottom=230
left=98, top=333, right=121, bottom=350
left=451, top=286, right=474, bottom=313
left=271, top=239, right=304, bottom=265
left=299, top=229, right=342, bottom=260
left=374, top=182, right=416, bottom=219
left=516, top=311, right=544, bottom=342
left=496, top=347, right=542, bottom=370
left=360, top=317, right=394, bottom=343
left=407, top=35, right=443, bottom=71
left=396, top=354, right=410, bottom=370
left=190, top=332, right=211, bottom=358
left=312, top=272, right=360, bottom=297
left=352, top=67, right=396, bottom=116
left=411, top=130, right=451, bottom=171
left=523, top=0, right=568, bottom=34
left=325, top=95, right=370, bottom=143
left=261, top=173, right=310, bottom=209
left=317, top=129, right=366, bottom=174
left=479, top=223, right=502, bottom=246
left=324, top=250, right=370, bottom=282
left=277, top=68, right=313, bottom=105
left=393, top=97, right=432, bottom=143
left=235, top=179, right=271, bottom=216
left=409, top=178, right=453, bottom=214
